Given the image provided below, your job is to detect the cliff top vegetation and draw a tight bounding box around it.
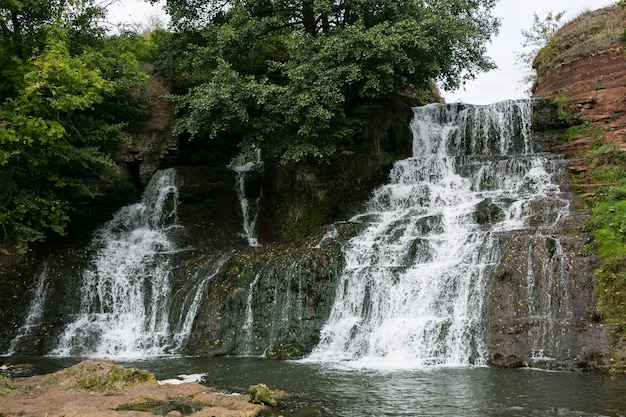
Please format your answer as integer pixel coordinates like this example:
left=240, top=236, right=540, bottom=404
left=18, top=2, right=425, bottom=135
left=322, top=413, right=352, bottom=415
left=533, top=2, right=626, bottom=79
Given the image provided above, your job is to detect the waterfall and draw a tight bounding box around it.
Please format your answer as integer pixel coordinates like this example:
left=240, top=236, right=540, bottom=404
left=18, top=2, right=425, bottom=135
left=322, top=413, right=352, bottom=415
left=4, top=263, right=50, bottom=356
left=306, top=100, right=571, bottom=368
left=228, top=150, right=263, bottom=246
left=171, top=253, right=231, bottom=349
left=525, top=235, right=572, bottom=366
left=49, top=168, right=215, bottom=358
left=241, top=272, right=263, bottom=355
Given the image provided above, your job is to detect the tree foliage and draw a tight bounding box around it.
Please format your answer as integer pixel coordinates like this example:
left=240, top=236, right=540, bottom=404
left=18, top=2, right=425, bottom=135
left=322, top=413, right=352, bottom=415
left=158, top=0, right=500, bottom=165
left=515, top=10, right=565, bottom=93
left=0, top=0, right=501, bottom=251
left=0, top=0, right=149, bottom=252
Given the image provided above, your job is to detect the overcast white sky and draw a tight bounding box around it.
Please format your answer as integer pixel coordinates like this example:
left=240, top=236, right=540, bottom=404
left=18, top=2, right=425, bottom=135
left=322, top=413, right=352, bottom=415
left=108, top=0, right=617, bottom=104
left=442, top=0, right=616, bottom=104
left=106, top=0, right=167, bottom=29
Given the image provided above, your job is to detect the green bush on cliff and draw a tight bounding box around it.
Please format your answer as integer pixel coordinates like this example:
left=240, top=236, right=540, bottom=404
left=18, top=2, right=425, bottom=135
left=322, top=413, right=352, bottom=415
left=0, top=0, right=153, bottom=253
left=586, top=143, right=626, bottom=321
left=516, top=10, right=565, bottom=91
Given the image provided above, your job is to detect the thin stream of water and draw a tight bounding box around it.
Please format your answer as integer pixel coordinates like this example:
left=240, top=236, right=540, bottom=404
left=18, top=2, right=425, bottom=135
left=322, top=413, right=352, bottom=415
left=228, top=150, right=264, bottom=247
left=4, top=263, right=50, bottom=356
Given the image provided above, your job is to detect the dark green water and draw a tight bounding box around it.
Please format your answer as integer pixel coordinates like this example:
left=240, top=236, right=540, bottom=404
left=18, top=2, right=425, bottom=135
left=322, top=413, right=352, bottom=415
left=5, top=356, right=626, bottom=416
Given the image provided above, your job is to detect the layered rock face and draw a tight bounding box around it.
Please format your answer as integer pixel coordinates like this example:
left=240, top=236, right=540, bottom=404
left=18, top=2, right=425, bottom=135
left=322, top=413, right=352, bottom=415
left=534, top=48, right=626, bottom=154
left=533, top=6, right=626, bottom=156
left=532, top=6, right=626, bottom=370
left=123, top=64, right=178, bottom=185
left=484, top=220, right=611, bottom=370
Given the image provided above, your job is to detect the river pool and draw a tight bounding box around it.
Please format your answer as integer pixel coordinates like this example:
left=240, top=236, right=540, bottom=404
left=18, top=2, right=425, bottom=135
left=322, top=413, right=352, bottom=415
left=5, top=356, right=626, bottom=416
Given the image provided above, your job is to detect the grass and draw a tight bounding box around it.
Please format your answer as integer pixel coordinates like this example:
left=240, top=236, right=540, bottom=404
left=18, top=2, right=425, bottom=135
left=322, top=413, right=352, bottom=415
left=0, top=375, right=17, bottom=397
left=563, top=121, right=606, bottom=142
left=534, top=4, right=626, bottom=78
left=584, top=142, right=626, bottom=321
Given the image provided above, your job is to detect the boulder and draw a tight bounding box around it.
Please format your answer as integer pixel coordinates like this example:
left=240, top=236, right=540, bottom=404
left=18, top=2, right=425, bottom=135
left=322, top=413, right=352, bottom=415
left=473, top=198, right=503, bottom=225
left=248, top=383, right=277, bottom=407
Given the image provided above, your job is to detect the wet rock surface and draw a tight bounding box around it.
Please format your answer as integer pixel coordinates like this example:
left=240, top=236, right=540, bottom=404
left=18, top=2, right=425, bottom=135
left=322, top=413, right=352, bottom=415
left=0, top=360, right=272, bottom=417
left=484, top=211, right=612, bottom=371
left=183, top=231, right=346, bottom=358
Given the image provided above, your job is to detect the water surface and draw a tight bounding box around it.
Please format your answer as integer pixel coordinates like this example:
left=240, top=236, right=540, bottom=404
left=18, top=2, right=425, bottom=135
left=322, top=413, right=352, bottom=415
left=7, top=356, right=626, bottom=417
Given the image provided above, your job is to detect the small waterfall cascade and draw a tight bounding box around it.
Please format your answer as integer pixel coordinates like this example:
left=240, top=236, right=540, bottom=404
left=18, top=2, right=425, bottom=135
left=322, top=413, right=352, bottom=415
left=525, top=236, right=572, bottom=366
left=4, top=263, right=50, bottom=356
left=171, top=253, right=231, bottom=349
left=306, top=100, right=571, bottom=368
left=239, top=260, right=309, bottom=357
left=50, top=168, right=200, bottom=357
left=228, top=150, right=264, bottom=246
left=242, top=272, right=264, bottom=356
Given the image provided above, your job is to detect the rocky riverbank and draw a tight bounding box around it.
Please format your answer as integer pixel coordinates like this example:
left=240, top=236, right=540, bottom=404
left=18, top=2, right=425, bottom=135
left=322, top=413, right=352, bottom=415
left=0, top=360, right=281, bottom=417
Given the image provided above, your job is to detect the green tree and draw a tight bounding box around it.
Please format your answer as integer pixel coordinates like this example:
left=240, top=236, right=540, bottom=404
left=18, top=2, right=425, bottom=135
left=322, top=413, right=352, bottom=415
left=159, top=0, right=500, bottom=164
left=0, top=2, right=149, bottom=252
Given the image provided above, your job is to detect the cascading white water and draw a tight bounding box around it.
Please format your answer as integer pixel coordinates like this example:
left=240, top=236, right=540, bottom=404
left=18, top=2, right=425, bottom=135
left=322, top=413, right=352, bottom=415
left=50, top=168, right=195, bottom=357
left=306, top=100, right=570, bottom=368
left=525, top=235, right=572, bottom=365
left=228, top=150, right=263, bottom=246
left=242, top=272, right=263, bottom=355
left=171, top=253, right=231, bottom=349
left=4, top=263, right=50, bottom=356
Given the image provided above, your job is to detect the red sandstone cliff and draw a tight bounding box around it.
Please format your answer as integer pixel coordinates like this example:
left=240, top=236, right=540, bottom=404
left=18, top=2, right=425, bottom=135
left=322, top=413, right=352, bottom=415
left=532, top=5, right=626, bottom=369
left=534, top=48, right=626, bottom=151
left=532, top=5, right=626, bottom=154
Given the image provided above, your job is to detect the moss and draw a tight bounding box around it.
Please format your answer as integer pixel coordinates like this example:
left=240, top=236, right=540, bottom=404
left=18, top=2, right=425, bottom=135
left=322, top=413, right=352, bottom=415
left=535, top=5, right=625, bottom=77
left=265, top=147, right=398, bottom=241
left=563, top=121, right=606, bottom=143
left=550, top=92, right=581, bottom=125
left=265, top=340, right=307, bottom=359
left=583, top=143, right=626, bottom=322
left=274, top=198, right=327, bottom=241
left=45, top=360, right=156, bottom=393
left=248, top=383, right=277, bottom=407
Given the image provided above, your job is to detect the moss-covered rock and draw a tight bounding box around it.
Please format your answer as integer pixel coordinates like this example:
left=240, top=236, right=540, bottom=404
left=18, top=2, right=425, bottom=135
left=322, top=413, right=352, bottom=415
left=184, top=231, right=347, bottom=357
left=248, top=383, right=277, bottom=407
left=45, top=360, right=156, bottom=394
